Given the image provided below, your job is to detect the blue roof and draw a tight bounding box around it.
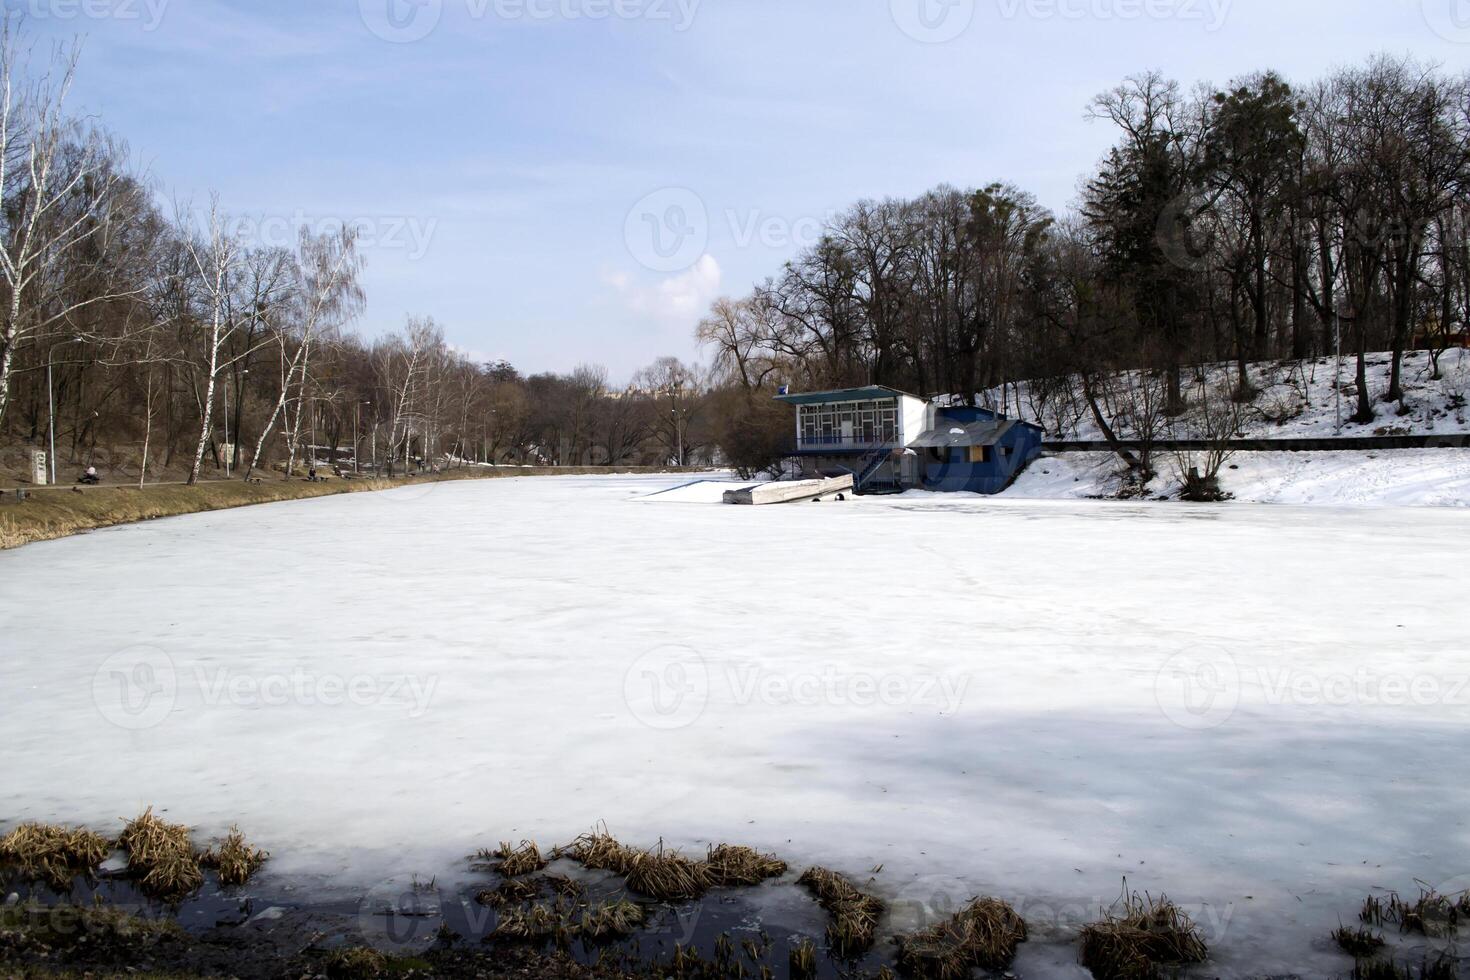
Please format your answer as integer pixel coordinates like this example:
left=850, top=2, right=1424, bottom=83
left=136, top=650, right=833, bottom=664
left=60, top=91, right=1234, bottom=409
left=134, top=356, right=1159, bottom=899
left=774, top=385, right=919, bottom=406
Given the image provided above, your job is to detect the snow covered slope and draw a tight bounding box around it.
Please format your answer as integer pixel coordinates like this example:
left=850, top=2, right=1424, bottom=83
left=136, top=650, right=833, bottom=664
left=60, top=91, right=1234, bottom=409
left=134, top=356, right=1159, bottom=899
left=986, top=348, right=1470, bottom=441
left=1, top=474, right=1467, bottom=978
left=1010, top=449, right=1470, bottom=507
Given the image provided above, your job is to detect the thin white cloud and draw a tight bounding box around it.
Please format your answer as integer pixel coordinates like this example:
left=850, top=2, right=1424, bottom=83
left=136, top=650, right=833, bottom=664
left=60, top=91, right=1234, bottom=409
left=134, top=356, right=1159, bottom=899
left=604, top=255, right=721, bottom=326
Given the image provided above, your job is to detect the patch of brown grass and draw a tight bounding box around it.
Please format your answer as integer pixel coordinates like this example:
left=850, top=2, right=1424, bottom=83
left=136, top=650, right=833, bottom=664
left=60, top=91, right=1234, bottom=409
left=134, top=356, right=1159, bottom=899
left=0, top=466, right=701, bottom=552
left=557, top=828, right=638, bottom=875
left=200, top=825, right=268, bottom=886
left=477, top=878, right=541, bottom=909
left=478, top=840, right=548, bottom=878
left=493, top=901, right=575, bottom=944
left=324, top=946, right=390, bottom=979
left=1334, top=925, right=1387, bottom=957
left=623, top=843, right=711, bottom=902
left=1386, top=888, right=1464, bottom=937
left=1353, top=955, right=1459, bottom=980
left=789, top=938, right=818, bottom=980
left=1078, top=890, right=1208, bottom=980
left=897, top=897, right=1028, bottom=977
left=578, top=899, right=647, bottom=940
left=118, top=809, right=202, bottom=899
left=796, top=867, right=885, bottom=959
left=0, top=822, right=113, bottom=891
left=704, top=844, right=787, bottom=887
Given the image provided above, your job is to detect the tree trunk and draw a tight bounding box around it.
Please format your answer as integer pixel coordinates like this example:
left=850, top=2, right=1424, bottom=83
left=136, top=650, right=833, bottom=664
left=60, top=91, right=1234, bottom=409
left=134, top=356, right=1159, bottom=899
left=187, top=327, right=220, bottom=486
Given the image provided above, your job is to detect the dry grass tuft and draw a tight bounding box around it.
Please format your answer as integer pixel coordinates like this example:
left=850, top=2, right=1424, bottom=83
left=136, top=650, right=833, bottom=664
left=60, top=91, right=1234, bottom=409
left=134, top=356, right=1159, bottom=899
left=485, top=840, right=547, bottom=878
left=1364, top=888, right=1467, bottom=938
left=897, top=897, right=1028, bottom=977
left=1353, top=954, right=1460, bottom=980
left=1078, top=890, right=1208, bottom=980
left=623, top=843, right=712, bottom=902
left=324, top=946, right=390, bottom=979
left=557, top=827, right=638, bottom=875
left=1388, top=888, right=1464, bottom=937
left=200, top=825, right=268, bottom=886
left=1334, top=925, right=1387, bottom=957
left=559, top=827, right=710, bottom=902
left=118, top=808, right=203, bottom=899
left=796, top=867, right=885, bottom=959
left=493, top=901, right=575, bottom=943
left=578, top=899, right=648, bottom=940
left=704, top=844, right=788, bottom=887
left=789, top=938, right=818, bottom=980
left=0, top=822, right=113, bottom=891
left=477, top=878, right=541, bottom=909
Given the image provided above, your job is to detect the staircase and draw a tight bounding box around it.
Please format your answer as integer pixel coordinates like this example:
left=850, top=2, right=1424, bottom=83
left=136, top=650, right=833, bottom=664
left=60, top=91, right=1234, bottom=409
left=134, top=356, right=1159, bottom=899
left=853, top=442, right=898, bottom=493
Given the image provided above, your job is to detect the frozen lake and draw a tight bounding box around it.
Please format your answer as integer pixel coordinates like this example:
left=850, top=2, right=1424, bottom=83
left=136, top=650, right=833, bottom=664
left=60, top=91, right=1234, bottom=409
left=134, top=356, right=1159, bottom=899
left=2, top=474, right=1467, bottom=976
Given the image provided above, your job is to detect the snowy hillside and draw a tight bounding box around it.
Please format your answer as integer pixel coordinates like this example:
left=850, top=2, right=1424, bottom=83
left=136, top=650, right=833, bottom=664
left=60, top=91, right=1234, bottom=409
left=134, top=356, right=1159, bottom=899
left=983, top=349, right=1470, bottom=441
left=1008, top=449, right=1470, bottom=508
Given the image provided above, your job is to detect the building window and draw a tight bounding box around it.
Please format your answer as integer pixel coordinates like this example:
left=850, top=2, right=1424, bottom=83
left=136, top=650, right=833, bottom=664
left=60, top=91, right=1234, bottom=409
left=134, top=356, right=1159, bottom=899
left=968, top=445, right=992, bottom=464
left=798, top=399, right=899, bottom=447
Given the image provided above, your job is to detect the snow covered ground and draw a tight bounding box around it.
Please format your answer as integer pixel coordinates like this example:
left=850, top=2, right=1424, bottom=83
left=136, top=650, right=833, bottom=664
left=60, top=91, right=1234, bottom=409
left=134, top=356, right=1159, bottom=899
left=2, top=474, right=1468, bottom=977
left=1012, top=448, right=1470, bottom=507
left=988, top=348, right=1470, bottom=441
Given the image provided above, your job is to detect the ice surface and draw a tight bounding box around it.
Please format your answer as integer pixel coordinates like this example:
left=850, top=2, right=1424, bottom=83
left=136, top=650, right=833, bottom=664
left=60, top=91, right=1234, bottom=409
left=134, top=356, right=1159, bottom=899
left=1, top=473, right=1467, bottom=977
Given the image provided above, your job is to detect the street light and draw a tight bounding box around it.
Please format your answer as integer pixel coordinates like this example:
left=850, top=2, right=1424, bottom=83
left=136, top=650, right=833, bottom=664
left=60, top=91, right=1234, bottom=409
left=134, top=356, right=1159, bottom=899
left=46, top=335, right=84, bottom=486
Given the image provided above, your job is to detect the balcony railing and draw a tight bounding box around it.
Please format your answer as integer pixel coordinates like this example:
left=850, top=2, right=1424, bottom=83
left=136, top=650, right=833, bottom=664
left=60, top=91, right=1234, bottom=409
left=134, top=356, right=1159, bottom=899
left=796, top=434, right=897, bottom=451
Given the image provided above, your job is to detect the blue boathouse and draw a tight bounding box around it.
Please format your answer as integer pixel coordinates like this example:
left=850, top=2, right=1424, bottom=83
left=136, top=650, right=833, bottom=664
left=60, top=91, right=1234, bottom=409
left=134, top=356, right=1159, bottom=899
left=775, top=386, right=1044, bottom=495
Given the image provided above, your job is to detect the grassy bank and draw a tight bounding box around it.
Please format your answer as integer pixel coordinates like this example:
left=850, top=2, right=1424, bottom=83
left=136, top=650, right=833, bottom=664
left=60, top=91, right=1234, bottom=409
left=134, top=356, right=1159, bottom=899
left=0, top=467, right=700, bottom=552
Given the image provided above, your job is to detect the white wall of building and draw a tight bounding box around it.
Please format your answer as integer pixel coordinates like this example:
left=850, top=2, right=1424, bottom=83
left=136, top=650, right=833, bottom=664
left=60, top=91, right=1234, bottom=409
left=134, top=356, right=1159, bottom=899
left=899, top=396, right=929, bottom=448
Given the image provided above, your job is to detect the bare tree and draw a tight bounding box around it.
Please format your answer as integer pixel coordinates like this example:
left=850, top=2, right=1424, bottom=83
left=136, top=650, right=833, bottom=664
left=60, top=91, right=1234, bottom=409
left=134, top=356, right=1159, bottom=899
left=177, top=197, right=241, bottom=485
left=0, top=21, right=135, bottom=427
left=245, top=227, right=362, bottom=479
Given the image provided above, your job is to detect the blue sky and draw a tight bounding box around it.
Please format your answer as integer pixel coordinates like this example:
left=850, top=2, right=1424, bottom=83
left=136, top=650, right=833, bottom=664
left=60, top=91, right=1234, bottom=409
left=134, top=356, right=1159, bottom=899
left=17, top=0, right=1469, bottom=380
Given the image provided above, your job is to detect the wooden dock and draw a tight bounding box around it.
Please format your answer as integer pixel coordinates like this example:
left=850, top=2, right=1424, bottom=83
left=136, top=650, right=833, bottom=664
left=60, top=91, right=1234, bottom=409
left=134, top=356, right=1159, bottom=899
left=722, top=475, right=855, bottom=506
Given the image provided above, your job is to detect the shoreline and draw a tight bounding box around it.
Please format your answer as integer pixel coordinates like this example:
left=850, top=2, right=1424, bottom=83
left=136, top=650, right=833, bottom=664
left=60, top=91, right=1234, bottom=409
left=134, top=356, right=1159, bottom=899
left=3, top=825, right=1466, bottom=980
left=0, top=467, right=708, bottom=552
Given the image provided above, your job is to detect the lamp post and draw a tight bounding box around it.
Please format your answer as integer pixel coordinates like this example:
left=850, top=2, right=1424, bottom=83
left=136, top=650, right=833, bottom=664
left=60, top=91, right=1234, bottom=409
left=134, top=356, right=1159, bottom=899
left=46, top=335, right=83, bottom=486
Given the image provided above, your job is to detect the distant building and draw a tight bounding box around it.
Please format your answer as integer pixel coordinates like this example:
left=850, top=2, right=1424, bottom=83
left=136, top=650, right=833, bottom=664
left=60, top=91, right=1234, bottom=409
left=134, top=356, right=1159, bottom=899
left=775, top=386, right=1044, bottom=494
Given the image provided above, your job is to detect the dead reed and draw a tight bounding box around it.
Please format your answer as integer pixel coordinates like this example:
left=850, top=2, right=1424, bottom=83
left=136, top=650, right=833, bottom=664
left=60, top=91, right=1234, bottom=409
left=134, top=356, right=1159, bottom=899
left=1333, top=924, right=1387, bottom=957
left=484, top=840, right=547, bottom=878
left=704, top=844, right=788, bottom=887
left=623, top=843, right=712, bottom=902
left=796, top=866, right=885, bottom=959
left=0, top=822, right=113, bottom=891
left=200, top=825, right=268, bottom=886
left=578, top=899, right=648, bottom=939
left=118, top=808, right=203, bottom=899
left=1078, top=889, right=1208, bottom=980
left=896, top=897, right=1028, bottom=977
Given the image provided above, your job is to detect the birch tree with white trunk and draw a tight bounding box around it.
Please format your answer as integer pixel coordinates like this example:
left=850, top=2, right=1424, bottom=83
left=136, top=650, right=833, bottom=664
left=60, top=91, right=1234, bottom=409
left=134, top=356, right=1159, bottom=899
left=178, top=197, right=241, bottom=486
left=246, top=227, right=362, bottom=480
left=0, top=21, right=135, bottom=428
